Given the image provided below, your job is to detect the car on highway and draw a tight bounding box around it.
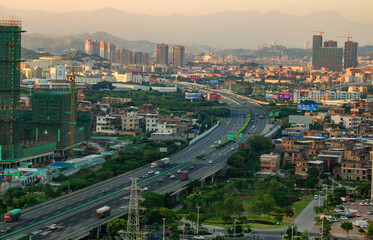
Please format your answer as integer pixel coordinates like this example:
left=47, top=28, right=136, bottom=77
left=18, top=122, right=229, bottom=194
left=177, top=169, right=182, bottom=173
left=49, top=224, right=59, bottom=230
left=102, top=188, right=109, bottom=193
left=170, top=175, right=175, bottom=179
left=231, top=147, right=234, bottom=151
left=167, top=172, right=171, bottom=176
left=208, top=160, right=212, bottom=164
left=154, top=171, right=160, bottom=175
left=193, top=236, right=205, bottom=240
left=148, top=170, right=154, bottom=174
left=0, top=228, right=10, bottom=233
left=159, top=178, right=164, bottom=182
left=211, top=145, right=214, bottom=148
left=143, top=187, right=149, bottom=191
left=189, top=166, right=194, bottom=170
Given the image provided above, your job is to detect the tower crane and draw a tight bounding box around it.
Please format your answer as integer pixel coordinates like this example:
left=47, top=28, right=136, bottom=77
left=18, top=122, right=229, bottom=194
left=66, top=67, right=76, bottom=156
left=337, top=34, right=352, bottom=42
left=310, top=30, right=324, bottom=36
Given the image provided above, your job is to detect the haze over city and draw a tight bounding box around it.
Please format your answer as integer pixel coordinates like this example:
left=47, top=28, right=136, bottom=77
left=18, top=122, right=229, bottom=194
left=1, top=0, right=373, bottom=48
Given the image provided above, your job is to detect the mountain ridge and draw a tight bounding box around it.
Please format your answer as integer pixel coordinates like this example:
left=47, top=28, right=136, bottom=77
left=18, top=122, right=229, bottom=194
left=2, top=5, right=372, bottom=48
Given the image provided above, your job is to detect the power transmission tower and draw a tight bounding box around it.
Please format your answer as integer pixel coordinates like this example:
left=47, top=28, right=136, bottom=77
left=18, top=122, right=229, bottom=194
left=120, top=178, right=142, bottom=240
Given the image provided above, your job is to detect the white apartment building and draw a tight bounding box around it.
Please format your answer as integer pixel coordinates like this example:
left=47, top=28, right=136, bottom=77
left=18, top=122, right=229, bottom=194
left=145, top=116, right=177, bottom=134
left=76, top=76, right=116, bottom=84
left=96, top=116, right=118, bottom=135
left=115, top=72, right=132, bottom=83
left=330, top=115, right=362, bottom=129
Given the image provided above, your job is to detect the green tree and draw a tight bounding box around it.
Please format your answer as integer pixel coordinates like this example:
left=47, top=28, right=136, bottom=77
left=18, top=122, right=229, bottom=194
left=141, top=192, right=165, bottom=209
left=107, top=218, right=127, bottom=237
left=367, top=221, right=373, bottom=235
left=299, top=231, right=309, bottom=240
left=340, top=221, right=353, bottom=238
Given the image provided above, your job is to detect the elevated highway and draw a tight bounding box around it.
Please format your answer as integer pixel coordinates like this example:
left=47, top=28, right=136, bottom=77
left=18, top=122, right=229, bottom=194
left=0, top=86, right=270, bottom=240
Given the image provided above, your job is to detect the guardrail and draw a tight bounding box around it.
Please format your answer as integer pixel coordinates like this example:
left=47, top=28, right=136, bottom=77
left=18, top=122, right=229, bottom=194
left=264, top=122, right=282, bottom=138
left=189, top=121, right=220, bottom=146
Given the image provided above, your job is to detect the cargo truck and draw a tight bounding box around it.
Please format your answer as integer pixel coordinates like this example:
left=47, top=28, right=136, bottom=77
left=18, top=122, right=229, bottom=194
left=158, top=157, right=170, bottom=168
left=180, top=171, right=189, bottom=181
left=4, top=209, right=21, bottom=222
left=96, top=206, right=111, bottom=218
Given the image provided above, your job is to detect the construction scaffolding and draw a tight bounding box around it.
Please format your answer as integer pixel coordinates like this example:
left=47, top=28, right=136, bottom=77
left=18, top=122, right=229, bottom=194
left=0, top=17, right=24, bottom=161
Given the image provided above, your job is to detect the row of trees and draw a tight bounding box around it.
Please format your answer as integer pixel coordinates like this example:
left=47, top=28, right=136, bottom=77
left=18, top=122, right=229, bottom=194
left=226, top=135, right=273, bottom=177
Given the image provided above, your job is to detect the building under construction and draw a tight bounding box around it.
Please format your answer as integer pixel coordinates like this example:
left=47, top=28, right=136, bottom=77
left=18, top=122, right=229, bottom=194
left=0, top=19, right=91, bottom=169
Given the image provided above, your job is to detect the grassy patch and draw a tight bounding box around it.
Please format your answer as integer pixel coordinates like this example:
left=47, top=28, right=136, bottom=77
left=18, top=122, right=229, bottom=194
left=289, top=195, right=313, bottom=220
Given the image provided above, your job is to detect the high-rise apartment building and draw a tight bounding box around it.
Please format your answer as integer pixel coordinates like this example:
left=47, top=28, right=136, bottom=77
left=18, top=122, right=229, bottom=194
left=0, top=18, right=23, bottom=161
left=312, top=35, right=343, bottom=72
left=157, top=43, right=168, bottom=65
left=143, top=52, right=149, bottom=65
left=100, top=41, right=107, bottom=59
left=107, top=43, right=116, bottom=60
left=344, top=41, right=358, bottom=69
left=85, top=39, right=100, bottom=56
left=135, top=52, right=143, bottom=65
left=173, top=45, right=185, bottom=67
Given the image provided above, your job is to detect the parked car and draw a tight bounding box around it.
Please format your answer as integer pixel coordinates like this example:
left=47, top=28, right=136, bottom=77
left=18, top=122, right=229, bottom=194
left=340, top=216, right=349, bottom=221
left=330, top=217, right=338, bottom=222
left=314, top=195, right=319, bottom=200
left=367, top=211, right=373, bottom=215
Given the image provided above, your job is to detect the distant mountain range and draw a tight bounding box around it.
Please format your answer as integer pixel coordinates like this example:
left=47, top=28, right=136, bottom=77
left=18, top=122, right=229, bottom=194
left=1, top=4, right=373, bottom=49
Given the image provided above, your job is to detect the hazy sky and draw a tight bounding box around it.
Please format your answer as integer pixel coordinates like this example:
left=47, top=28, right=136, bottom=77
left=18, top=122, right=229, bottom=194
left=2, top=0, right=373, bottom=23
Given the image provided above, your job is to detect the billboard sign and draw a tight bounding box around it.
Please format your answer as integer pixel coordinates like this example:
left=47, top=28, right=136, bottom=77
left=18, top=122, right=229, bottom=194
left=297, top=103, right=318, bottom=111
left=35, top=170, right=47, bottom=178
left=18, top=168, right=38, bottom=172
left=208, top=94, right=221, bottom=100
left=185, top=93, right=202, bottom=99
left=190, top=75, right=200, bottom=80
left=228, top=134, right=234, bottom=140
left=281, top=129, right=303, bottom=139
left=209, top=80, right=219, bottom=84
left=4, top=169, right=19, bottom=176
left=278, top=91, right=293, bottom=101
left=272, top=94, right=278, bottom=100
left=224, top=80, right=237, bottom=85
left=159, top=147, right=168, bottom=153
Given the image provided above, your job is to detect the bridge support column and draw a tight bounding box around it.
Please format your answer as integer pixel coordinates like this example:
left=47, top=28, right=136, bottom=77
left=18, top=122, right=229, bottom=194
left=201, top=178, right=205, bottom=187
left=176, top=192, right=180, bottom=201
left=211, top=173, right=215, bottom=183
left=96, top=226, right=100, bottom=238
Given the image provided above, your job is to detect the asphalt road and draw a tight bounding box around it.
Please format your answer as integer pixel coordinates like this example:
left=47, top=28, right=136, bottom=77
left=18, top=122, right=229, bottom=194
left=0, top=96, right=269, bottom=239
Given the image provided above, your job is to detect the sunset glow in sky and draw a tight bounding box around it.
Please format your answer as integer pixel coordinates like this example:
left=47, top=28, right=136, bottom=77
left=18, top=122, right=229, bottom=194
left=1, top=0, right=373, bottom=23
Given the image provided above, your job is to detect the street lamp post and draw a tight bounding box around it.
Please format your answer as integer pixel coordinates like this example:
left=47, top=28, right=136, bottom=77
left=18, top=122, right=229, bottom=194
left=196, top=206, right=201, bottom=235
left=162, top=218, right=166, bottom=240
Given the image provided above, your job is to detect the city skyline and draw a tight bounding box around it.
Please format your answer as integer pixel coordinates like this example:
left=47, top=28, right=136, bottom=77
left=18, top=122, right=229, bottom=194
left=1, top=0, right=373, bottom=24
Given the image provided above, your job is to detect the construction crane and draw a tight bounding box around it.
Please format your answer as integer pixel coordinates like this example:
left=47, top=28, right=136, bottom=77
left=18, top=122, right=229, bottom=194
left=66, top=67, right=76, bottom=156
left=311, top=30, right=324, bottom=36
left=337, top=34, right=352, bottom=42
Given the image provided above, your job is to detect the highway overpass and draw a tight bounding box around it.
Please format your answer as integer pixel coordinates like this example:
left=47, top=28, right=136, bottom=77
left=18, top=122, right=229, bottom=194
left=0, top=89, right=270, bottom=240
